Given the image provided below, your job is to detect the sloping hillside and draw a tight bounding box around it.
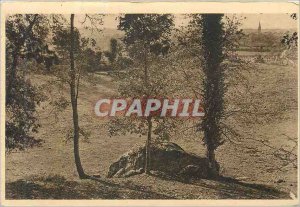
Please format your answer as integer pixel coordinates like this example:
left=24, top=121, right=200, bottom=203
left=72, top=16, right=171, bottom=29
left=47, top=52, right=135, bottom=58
left=5, top=62, right=298, bottom=199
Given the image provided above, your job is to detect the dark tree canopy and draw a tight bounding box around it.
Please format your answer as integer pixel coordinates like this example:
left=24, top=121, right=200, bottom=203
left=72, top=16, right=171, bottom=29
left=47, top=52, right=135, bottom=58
left=281, top=13, right=298, bottom=48
left=5, top=14, right=52, bottom=150
left=201, top=14, right=225, bottom=176
left=118, top=14, right=174, bottom=55
left=52, top=27, right=81, bottom=55
left=104, top=38, right=118, bottom=64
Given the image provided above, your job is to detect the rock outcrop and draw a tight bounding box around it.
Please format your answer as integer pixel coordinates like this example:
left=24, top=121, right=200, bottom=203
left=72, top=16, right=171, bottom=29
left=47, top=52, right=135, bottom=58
left=107, top=142, right=219, bottom=179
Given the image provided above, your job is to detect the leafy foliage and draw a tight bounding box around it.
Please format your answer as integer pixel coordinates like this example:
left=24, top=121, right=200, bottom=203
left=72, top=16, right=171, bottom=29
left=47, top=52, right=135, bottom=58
left=110, top=14, right=176, bottom=140
left=281, top=14, right=298, bottom=49
left=281, top=32, right=298, bottom=48
left=200, top=14, right=225, bottom=152
left=52, top=23, right=101, bottom=73
left=5, top=14, right=53, bottom=150
left=5, top=76, right=45, bottom=150
left=119, top=14, right=174, bottom=56
left=104, top=38, right=118, bottom=64
left=110, top=14, right=175, bottom=173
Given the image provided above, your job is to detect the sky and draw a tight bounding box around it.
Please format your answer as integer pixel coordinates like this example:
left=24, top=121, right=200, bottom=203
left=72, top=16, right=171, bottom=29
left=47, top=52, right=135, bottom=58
left=238, top=14, right=297, bottom=29
left=75, top=13, right=298, bottom=30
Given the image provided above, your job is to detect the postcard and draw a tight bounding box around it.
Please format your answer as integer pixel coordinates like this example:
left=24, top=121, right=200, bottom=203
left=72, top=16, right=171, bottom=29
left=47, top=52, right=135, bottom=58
left=0, top=1, right=299, bottom=206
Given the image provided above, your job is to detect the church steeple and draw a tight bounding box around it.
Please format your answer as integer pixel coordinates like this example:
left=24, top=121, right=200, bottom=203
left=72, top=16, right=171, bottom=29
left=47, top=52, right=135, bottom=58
left=258, top=21, right=261, bottom=34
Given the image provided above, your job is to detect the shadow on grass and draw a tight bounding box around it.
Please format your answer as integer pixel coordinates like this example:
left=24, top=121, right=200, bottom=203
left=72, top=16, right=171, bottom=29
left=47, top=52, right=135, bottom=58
left=6, top=174, right=289, bottom=199
left=197, top=176, right=288, bottom=199
left=6, top=175, right=174, bottom=199
left=150, top=172, right=289, bottom=199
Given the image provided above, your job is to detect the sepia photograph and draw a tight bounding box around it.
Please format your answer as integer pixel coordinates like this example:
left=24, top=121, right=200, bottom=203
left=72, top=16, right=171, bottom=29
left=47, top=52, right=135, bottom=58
left=0, top=1, right=299, bottom=205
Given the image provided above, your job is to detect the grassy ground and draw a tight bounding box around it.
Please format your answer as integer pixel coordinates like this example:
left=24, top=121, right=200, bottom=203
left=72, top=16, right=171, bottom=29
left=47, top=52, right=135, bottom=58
left=6, top=174, right=288, bottom=199
left=5, top=62, right=298, bottom=199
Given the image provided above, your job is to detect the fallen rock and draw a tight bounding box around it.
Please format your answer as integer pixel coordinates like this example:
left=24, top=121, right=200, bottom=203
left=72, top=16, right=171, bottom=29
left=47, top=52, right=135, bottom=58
left=107, top=141, right=219, bottom=179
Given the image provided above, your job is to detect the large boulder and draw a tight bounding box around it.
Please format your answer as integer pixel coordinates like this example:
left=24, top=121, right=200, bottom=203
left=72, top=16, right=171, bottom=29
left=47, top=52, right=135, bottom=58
left=107, top=142, right=219, bottom=179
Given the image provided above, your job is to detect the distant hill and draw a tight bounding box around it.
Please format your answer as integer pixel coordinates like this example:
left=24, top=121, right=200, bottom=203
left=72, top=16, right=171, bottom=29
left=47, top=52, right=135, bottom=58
left=79, top=28, right=296, bottom=52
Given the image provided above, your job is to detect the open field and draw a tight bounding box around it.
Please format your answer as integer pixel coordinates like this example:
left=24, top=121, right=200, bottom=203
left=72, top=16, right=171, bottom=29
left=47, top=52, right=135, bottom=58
left=5, top=60, right=298, bottom=199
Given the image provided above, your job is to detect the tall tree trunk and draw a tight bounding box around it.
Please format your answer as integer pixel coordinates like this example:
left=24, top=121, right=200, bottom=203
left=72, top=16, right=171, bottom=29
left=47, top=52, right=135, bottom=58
left=69, top=14, right=86, bottom=179
left=201, top=14, right=224, bottom=178
left=143, top=46, right=152, bottom=175
left=145, top=117, right=152, bottom=174
left=6, top=51, right=19, bottom=99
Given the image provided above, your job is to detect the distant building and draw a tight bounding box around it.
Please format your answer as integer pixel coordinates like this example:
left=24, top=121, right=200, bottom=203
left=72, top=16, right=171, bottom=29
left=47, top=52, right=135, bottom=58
left=258, top=21, right=261, bottom=34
